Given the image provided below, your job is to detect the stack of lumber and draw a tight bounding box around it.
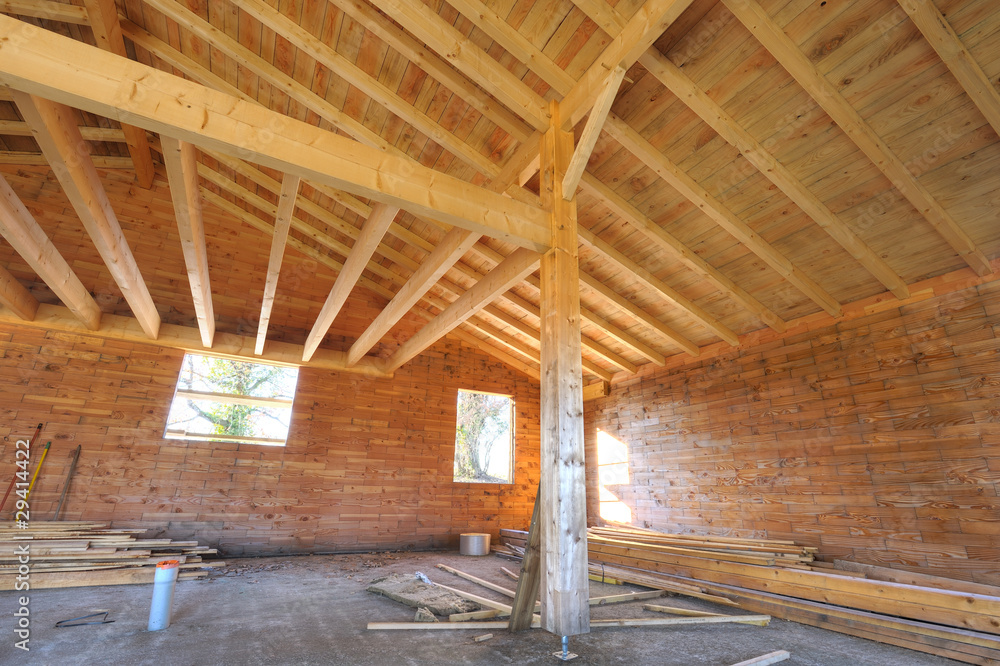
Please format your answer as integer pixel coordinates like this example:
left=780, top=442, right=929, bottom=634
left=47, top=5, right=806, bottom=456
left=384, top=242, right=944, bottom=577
left=0, top=521, right=224, bottom=590
left=498, top=526, right=1000, bottom=665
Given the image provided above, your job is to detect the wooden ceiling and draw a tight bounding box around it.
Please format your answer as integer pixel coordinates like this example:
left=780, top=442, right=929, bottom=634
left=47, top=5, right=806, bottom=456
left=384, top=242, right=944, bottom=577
left=0, top=0, right=997, bottom=383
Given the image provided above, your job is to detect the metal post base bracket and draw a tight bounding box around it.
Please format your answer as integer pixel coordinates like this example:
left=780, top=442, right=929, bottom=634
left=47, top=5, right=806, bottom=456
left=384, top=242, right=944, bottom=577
left=553, top=636, right=578, bottom=661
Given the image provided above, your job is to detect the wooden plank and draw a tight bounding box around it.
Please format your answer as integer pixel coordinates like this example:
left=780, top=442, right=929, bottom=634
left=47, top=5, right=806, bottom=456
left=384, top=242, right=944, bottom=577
left=833, top=560, right=1000, bottom=599
left=509, top=481, right=542, bottom=632
left=173, top=390, right=292, bottom=410
left=450, top=609, right=504, bottom=622
left=161, top=136, right=215, bottom=347
left=435, top=564, right=517, bottom=599
left=590, top=589, right=665, bottom=605
left=0, top=174, right=101, bottom=329
left=385, top=248, right=540, bottom=372
left=721, top=0, right=993, bottom=278
left=0, top=120, right=125, bottom=142
left=0, top=16, right=551, bottom=251
left=562, top=66, right=626, bottom=200
left=590, top=615, right=771, bottom=627
left=0, top=0, right=89, bottom=24
left=642, top=603, right=724, bottom=617
left=637, top=49, right=910, bottom=300
left=604, top=113, right=843, bottom=317
left=81, top=0, right=155, bottom=189
left=346, top=228, right=478, bottom=366
left=12, top=91, right=160, bottom=339
left=728, top=651, right=791, bottom=666
left=896, top=0, right=1000, bottom=141
left=0, top=261, right=37, bottom=321
left=582, top=380, right=610, bottom=402
left=538, top=100, right=589, bottom=637
left=255, top=174, right=300, bottom=355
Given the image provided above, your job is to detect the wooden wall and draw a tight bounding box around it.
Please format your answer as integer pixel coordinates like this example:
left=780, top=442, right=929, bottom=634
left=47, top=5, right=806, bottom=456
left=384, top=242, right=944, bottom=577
left=0, top=325, right=540, bottom=555
left=585, top=277, right=1000, bottom=585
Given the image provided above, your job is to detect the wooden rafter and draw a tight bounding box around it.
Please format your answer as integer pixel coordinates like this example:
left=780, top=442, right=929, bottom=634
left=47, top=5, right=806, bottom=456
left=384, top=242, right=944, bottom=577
left=386, top=248, right=541, bottom=373
left=0, top=153, right=133, bottom=169
left=637, top=49, right=910, bottom=300
left=0, top=119, right=125, bottom=142
left=721, top=0, right=993, bottom=277
left=346, top=227, right=479, bottom=367
left=255, top=174, right=300, bottom=356
left=303, top=204, right=400, bottom=362
left=12, top=91, right=160, bottom=338
left=81, top=0, right=155, bottom=189
left=605, top=113, right=843, bottom=317
left=0, top=174, right=100, bottom=329
left=161, top=136, right=215, bottom=348
left=896, top=0, right=1000, bottom=140
left=0, top=0, right=88, bottom=25
left=561, top=0, right=696, bottom=129
left=0, top=18, right=551, bottom=251
left=563, top=66, right=627, bottom=201
left=0, top=262, right=37, bottom=321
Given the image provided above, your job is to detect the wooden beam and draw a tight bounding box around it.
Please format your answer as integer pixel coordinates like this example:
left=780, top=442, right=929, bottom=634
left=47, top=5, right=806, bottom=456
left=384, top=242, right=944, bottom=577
left=729, top=651, right=791, bottom=666
left=509, top=483, right=542, bottom=632
left=578, top=226, right=739, bottom=345
left=0, top=15, right=550, bottom=252
left=161, top=136, right=214, bottom=348
left=347, top=227, right=478, bottom=366
left=579, top=271, right=698, bottom=356
left=236, top=0, right=503, bottom=179
left=637, top=49, right=910, bottom=300
left=896, top=0, right=1000, bottom=141
left=255, top=174, right=300, bottom=356
left=582, top=381, right=610, bottom=402
left=605, top=113, right=843, bottom=317
left=303, top=203, right=399, bottom=362
left=385, top=248, right=540, bottom=372
left=1, top=165, right=99, bottom=331
left=0, top=262, right=37, bottom=321
left=0, top=119, right=125, bottom=142
left=367, top=0, right=548, bottom=130
left=0, top=152, right=132, bottom=169
left=0, top=302, right=390, bottom=377
left=721, top=0, right=993, bottom=277
left=579, top=304, right=664, bottom=366
left=562, top=66, right=626, bottom=201
left=538, top=101, right=589, bottom=637
left=561, top=0, right=696, bottom=129
left=81, top=0, right=155, bottom=189
left=0, top=0, right=88, bottom=25
left=579, top=174, right=785, bottom=334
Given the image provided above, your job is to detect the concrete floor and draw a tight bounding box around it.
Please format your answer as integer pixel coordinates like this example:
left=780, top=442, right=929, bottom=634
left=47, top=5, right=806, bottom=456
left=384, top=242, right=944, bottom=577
left=0, top=551, right=962, bottom=665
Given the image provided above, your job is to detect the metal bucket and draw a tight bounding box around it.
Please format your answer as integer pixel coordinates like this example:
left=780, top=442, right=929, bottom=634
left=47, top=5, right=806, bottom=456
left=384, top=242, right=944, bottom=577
left=459, top=533, right=491, bottom=556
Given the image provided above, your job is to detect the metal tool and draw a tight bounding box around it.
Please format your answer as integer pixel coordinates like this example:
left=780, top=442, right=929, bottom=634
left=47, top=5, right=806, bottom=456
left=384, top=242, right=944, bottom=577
left=55, top=611, right=114, bottom=628
left=25, top=441, right=51, bottom=499
left=53, top=445, right=81, bottom=520
left=0, top=423, right=42, bottom=514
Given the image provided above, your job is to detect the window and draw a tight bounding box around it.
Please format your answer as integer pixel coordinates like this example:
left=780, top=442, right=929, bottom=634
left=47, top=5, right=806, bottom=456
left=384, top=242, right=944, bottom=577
left=164, top=353, right=299, bottom=446
left=453, top=389, right=514, bottom=483
left=597, top=429, right=632, bottom=524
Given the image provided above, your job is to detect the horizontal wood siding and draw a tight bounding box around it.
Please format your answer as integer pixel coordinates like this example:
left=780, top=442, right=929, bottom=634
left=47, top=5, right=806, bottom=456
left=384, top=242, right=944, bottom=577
left=0, top=327, right=539, bottom=555
left=585, top=279, right=1000, bottom=585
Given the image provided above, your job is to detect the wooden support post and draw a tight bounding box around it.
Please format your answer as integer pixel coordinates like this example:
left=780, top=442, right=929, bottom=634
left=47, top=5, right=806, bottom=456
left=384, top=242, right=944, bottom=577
left=538, top=100, right=589, bottom=637
left=509, top=481, right=542, bottom=632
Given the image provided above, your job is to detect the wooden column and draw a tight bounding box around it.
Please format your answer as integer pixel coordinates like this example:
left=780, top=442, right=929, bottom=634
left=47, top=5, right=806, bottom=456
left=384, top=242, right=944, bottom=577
left=538, top=99, right=589, bottom=637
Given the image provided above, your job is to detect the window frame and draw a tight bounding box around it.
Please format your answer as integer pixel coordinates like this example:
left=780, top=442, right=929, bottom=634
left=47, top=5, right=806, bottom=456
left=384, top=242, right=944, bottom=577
left=163, top=352, right=299, bottom=447
left=452, top=388, right=516, bottom=485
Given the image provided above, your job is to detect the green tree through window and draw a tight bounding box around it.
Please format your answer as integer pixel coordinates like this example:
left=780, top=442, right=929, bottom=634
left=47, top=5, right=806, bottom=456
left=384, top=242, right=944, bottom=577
left=454, top=390, right=513, bottom=483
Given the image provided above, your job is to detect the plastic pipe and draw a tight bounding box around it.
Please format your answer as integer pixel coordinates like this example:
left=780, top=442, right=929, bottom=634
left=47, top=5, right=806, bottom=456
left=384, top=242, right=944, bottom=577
left=147, top=560, right=180, bottom=631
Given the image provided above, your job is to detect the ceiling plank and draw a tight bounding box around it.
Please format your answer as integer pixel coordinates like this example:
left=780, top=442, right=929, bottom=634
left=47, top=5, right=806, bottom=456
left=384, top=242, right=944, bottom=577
left=303, top=203, right=400, bottom=362
left=578, top=225, right=739, bottom=345
left=896, top=0, right=1000, bottom=140
left=579, top=173, right=785, bottom=333
left=722, top=0, right=993, bottom=277
left=0, top=262, right=37, bottom=321
left=82, top=0, right=155, bottom=189
left=367, top=0, right=549, bottom=131
left=605, top=113, right=843, bottom=317
left=0, top=0, right=88, bottom=25
left=0, top=173, right=100, bottom=329
left=446, top=0, right=576, bottom=96
left=324, top=0, right=533, bottom=143
left=161, top=136, right=215, bottom=348
left=579, top=303, right=665, bottom=365
left=12, top=91, right=159, bottom=338
left=0, top=17, right=551, bottom=252
left=347, top=227, right=479, bottom=367
left=561, top=0, right=696, bottom=129
left=386, top=248, right=541, bottom=372
left=638, top=49, right=910, bottom=300
left=236, top=0, right=504, bottom=179
left=579, top=271, right=698, bottom=356
left=562, top=66, right=626, bottom=201
left=255, top=174, right=300, bottom=356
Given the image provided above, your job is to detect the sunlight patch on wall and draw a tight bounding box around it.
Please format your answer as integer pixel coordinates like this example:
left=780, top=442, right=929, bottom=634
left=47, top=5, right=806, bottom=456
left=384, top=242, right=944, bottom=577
left=597, top=429, right=632, bottom=524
